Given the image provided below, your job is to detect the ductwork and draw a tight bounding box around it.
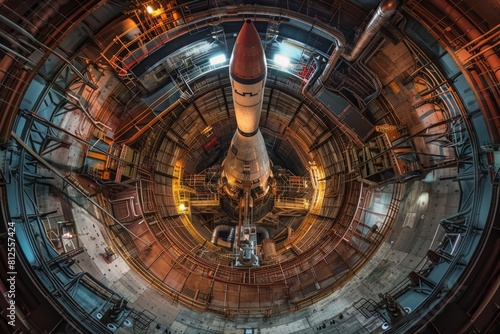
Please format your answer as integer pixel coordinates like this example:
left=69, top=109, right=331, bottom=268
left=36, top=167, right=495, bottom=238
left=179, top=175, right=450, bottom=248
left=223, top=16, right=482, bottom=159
left=342, top=0, right=398, bottom=62
left=319, top=0, right=397, bottom=86
left=303, top=56, right=365, bottom=148
left=256, top=226, right=270, bottom=240
left=211, top=225, right=233, bottom=244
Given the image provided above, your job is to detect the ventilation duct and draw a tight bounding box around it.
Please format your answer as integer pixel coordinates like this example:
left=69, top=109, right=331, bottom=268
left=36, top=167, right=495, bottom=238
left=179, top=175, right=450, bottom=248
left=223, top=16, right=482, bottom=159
left=320, top=0, right=397, bottom=84
left=211, top=225, right=233, bottom=245
left=343, top=0, right=398, bottom=62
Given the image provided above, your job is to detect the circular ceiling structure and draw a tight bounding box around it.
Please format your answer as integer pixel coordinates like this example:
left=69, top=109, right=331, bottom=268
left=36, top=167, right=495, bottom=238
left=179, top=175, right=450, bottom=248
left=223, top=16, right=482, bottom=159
left=0, top=1, right=499, bottom=334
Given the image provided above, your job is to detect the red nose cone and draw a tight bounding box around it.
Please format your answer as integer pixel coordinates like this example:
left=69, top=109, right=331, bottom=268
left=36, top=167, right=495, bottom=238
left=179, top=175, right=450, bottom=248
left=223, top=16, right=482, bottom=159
left=230, top=20, right=267, bottom=81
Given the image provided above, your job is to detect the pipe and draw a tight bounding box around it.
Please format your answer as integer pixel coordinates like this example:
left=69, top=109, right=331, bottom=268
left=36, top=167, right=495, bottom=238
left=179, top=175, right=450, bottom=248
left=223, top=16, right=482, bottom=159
left=121, top=99, right=183, bottom=145
left=256, top=226, right=270, bottom=239
left=210, top=224, right=233, bottom=244
left=0, top=0, right=66, bottom=83
left=10, top=131, right=153, bottom=249
left=27, top=0, right=70, bottom=36
left=311, top=0, right=397, bottom=145
left=227, top=227, right=235, bottom=243
left=342, top=0, right=398, bottom=62
left=459, top=23, right=500, bottom=50
left=26, top=0, right=69, bottom=35
left=66, top=91, right=112, bottom=131
left=108, top=197, right=141, bottom=219
left=410, top=3, right=500, bottom=141
left=0, top=13, right=98, bottom=90
left=303, top=56, right=365, bottom=148
left=0, top=43, right=36, bottom=67
left=470, top=69, right=500, bottom=141
left=0, top=53, right=15, bottom=84
left=1, top=68, right=29, bottom=144
left=237, top=197, right=243, bottom=247
left=430, top=0, right=500, bottom=83
left=0, top=31, right=34, bottom=55
left=319, top=42, right=344, bottom=85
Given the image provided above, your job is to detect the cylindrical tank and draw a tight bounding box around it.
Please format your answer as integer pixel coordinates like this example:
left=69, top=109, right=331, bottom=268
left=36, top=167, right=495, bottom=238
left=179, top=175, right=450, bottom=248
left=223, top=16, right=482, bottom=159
left=261, top=238, right=277, bottom=258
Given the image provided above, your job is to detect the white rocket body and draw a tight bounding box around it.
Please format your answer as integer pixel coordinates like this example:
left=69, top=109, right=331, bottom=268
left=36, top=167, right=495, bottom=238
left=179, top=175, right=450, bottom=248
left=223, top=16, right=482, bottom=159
left=222, top=20, right=271, bottom=199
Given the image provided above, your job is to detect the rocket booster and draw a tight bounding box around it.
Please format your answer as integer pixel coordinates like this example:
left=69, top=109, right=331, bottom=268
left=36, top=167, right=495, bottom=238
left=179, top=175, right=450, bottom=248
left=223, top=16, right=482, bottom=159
left=229, top=19, right=266, bottom=134
left=222, top=20, right=271, bottom=199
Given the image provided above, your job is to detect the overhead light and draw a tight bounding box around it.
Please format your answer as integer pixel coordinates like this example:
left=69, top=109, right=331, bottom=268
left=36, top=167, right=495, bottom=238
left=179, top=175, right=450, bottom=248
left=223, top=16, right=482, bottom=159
left=274, top=54, right=290, bottom=68
left=209, top=54, right=226, bottom=65
left=146, top=5, right=154, bottom=14
left=418, top=192, right=429, bottom=206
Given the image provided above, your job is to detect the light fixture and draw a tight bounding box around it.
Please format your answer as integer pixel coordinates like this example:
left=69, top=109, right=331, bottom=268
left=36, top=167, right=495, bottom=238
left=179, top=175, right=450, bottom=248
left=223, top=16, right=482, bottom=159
left=209, top=54, right=226, bottom=65
left=62, top=232, right=73, bottom=239
left=146, top=5, right=154, bottom=14
left=274, top=54, right=290, bottom=68
left=179, top=203, right=186, bottom=211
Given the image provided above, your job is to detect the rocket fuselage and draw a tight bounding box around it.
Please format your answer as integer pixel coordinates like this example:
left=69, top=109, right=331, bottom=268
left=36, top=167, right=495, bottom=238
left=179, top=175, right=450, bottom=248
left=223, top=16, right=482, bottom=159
left=222, top=19, right=271, bottom=199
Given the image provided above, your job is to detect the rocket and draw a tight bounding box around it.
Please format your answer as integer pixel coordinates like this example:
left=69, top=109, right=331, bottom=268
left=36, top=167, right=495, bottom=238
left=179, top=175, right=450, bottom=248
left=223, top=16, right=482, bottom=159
left=221, top=19, right=271, bottom=201
left=219, top=20, right=272, bottom=266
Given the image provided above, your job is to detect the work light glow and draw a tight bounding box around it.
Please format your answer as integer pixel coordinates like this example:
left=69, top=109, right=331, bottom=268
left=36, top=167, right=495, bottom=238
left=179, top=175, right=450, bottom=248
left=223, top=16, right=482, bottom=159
left=210, top=54, right=226, bottom=65
left=274, top=54, right=290, bottom=67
